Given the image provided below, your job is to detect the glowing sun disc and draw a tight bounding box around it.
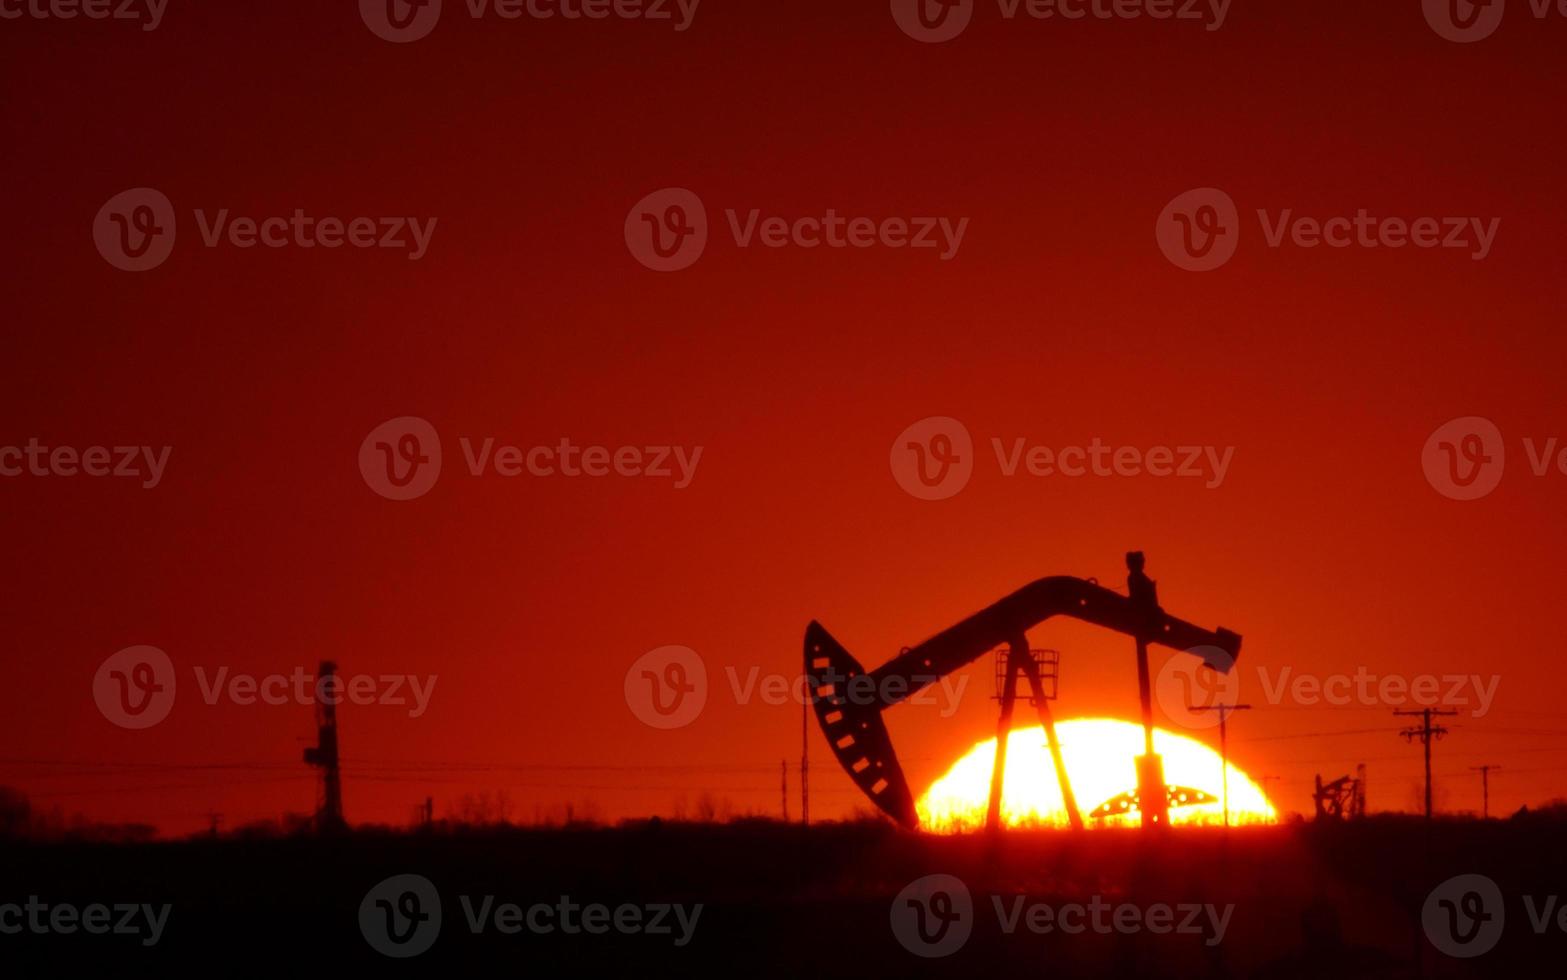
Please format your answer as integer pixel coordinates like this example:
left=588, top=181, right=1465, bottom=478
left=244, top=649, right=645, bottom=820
left=917, top=718, right=1277, bottom=832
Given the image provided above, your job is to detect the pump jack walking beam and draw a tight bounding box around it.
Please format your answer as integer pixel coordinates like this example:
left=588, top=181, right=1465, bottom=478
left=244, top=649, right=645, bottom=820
left=805, top=554, right=1242, bottom=829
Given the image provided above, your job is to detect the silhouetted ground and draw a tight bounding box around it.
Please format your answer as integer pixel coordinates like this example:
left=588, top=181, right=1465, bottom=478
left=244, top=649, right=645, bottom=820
left=3, top=816, right=1564, bottom=976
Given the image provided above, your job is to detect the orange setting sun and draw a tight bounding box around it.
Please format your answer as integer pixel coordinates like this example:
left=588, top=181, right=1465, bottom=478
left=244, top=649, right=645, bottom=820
left=917, top=718, right=1278, bottom=832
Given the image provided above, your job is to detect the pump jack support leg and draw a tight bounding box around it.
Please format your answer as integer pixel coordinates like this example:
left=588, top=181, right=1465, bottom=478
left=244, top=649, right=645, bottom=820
left=1134, top=637, right=1169, bottom=829
left=986, top=654, right=1020, bottom=832
left=1016, top=646, right=1083, bottom=831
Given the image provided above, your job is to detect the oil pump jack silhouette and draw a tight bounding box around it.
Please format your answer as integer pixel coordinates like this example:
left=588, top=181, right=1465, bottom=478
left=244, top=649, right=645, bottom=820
left=804, top=553, right=1242, bottom=830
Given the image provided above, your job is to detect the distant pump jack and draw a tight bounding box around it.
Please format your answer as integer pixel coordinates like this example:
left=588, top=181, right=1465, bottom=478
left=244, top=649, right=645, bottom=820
left=804, top=552, right=1242, bottom=831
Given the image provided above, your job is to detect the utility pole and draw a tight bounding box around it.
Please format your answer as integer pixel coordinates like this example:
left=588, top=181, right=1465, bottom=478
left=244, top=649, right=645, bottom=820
left=800, top=691, right=810, bottom=826
left=1395, top=708, right=1457, bottom=821
left=1189, top=703, right=1252, bottom=828
left=1470, top=765, right=1501, bottom=820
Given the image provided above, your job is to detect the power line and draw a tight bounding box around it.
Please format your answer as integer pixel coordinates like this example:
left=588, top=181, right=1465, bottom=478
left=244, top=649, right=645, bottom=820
left=1237, top=727, right=1389, bottom=742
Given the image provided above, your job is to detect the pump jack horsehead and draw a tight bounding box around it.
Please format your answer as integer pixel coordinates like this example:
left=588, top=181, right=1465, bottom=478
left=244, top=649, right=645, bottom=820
left=804, top=553, right=1242, bottom=830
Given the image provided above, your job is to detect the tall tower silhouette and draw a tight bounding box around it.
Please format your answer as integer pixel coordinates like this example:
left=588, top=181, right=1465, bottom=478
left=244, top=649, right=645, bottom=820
left=303, top=660, right=345, bottom=833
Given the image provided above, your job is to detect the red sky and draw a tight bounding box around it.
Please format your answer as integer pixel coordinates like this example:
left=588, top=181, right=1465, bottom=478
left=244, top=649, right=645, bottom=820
left=3, top=0, right=1567, bottom=835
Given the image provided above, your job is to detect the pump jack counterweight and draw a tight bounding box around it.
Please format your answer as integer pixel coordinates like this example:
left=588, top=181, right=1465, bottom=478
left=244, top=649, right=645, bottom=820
left=804, top=552, right=1242, bottom=830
